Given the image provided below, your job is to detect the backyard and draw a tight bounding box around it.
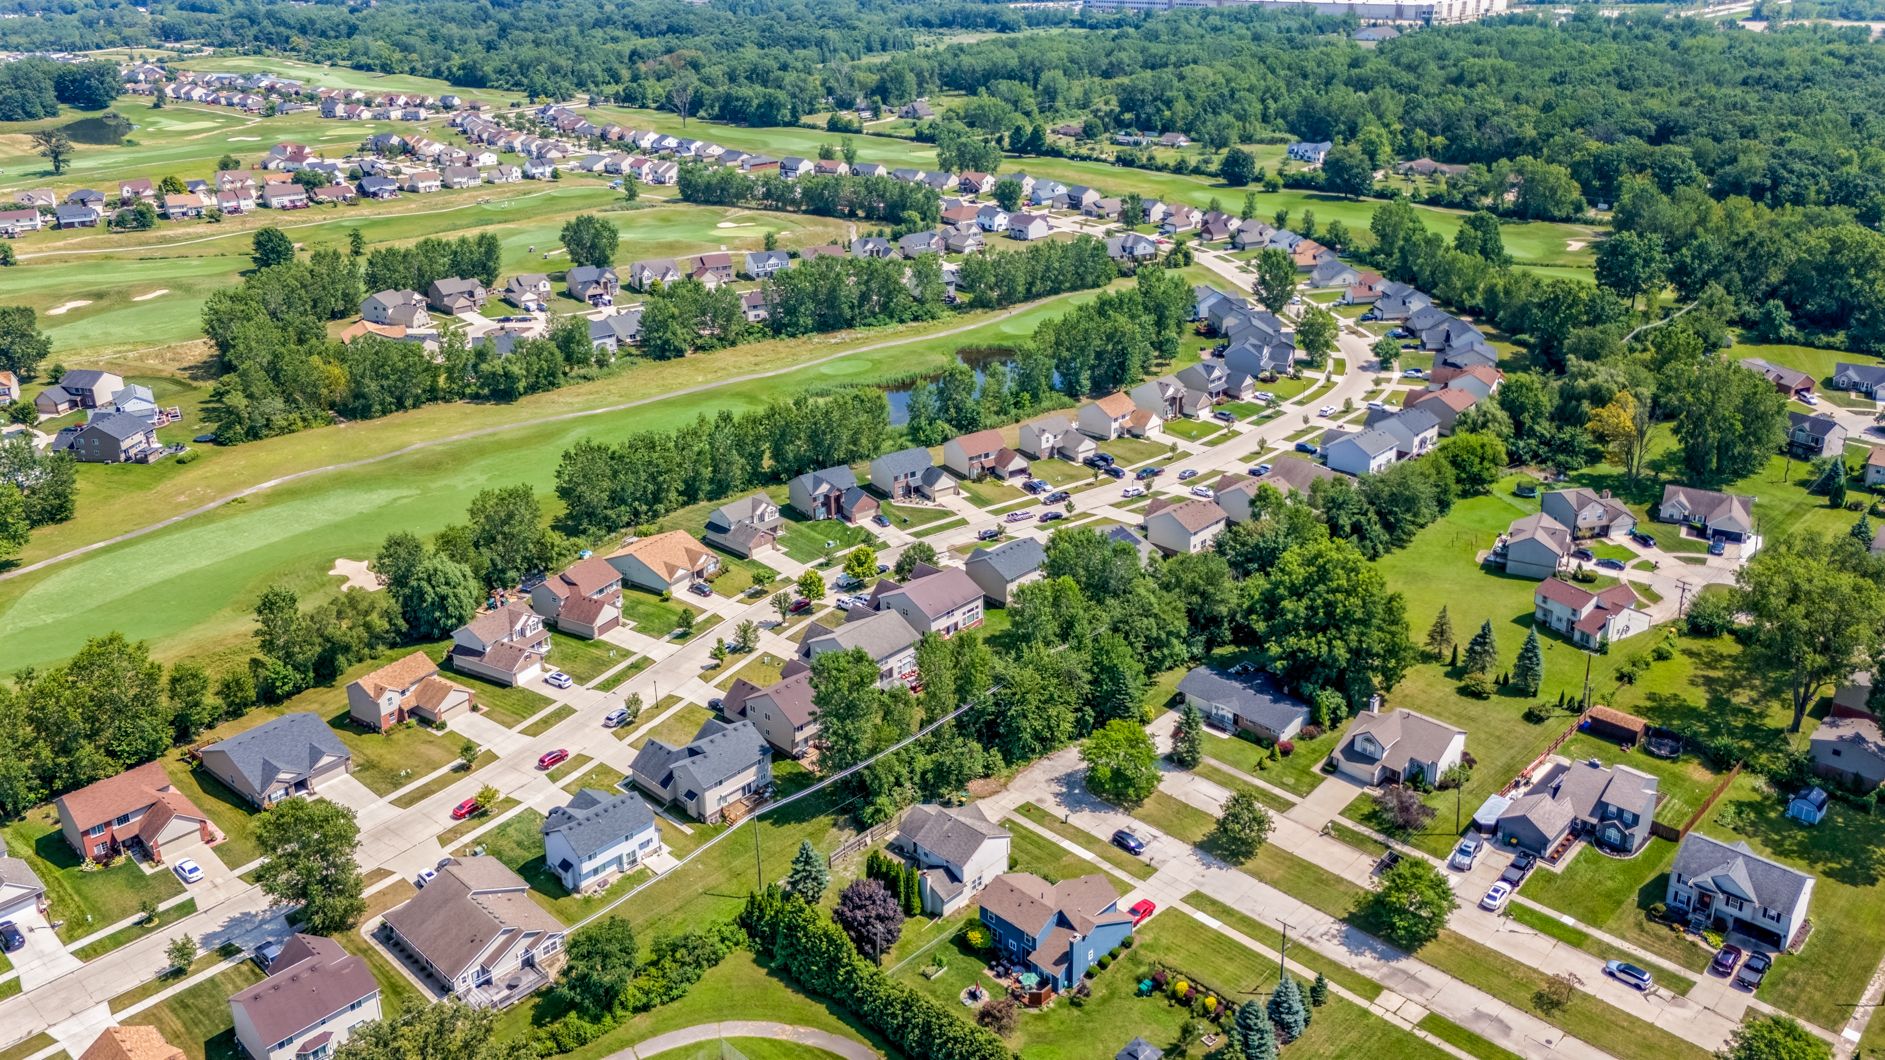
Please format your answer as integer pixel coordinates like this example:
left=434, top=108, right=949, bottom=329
left=454, top=809, right=649, bottom=924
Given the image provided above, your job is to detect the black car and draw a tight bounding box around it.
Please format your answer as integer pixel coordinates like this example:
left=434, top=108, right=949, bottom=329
left=1499, top=851, right=1536, bottom=885
left=1736, top=952, right=1771, bottom=991
left=1630, top=530, right=1656, bottom=548
left=1104, top=466, right=1125, bottom=479
left=977, top=528, right=1001, bottom=541
left=1112, top=829, right=1147, bottom=855
left=1044, top=490, right=1071, bottom=504
left=0, top=921, right=21, bottom=953
left=1295, top=442, right=1319, bottom=455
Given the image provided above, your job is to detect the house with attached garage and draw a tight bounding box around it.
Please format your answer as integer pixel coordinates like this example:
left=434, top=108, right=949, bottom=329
left=799, top=609, right=920, bottom=688
left=1657, top=484, right=1755, bottom=542
left=449, top=603, right=550, bottom=687
left=405, top=170, right=443, bottom=194
left=1019, top=415, right=1081, bottom=461
left=1809, top=715, right=1885, bottom=791
left=1322, top=428, right=1400, bottom=477
left=870, top=446, right=959, bottom=501
left=1740, top=357, right=1816, bottom=399
left=229, top=933, right=381, bottom=1060
left=501, top=274, right=552, bottom=311
left=1334, top=707, right=1466, bottom=787
left=530, top=556, right=623, bottom=638
left=978, top=873, right=1136, bottom=990
left=1405, top=386, right=1479, bottom=433
left=55, top=203, right=99, bottom=228
left=588, top=313, right=640, bottom=352
left=56, top=759, right=215, bottom=863
left=1540, top=488, right=1636, bottom=540
left=1107, top=233, right=1160, bottom=262
left=1007, top=213, right=1052, bottom=241
left=1501, top=512, right=1572, bottom=579
left=787, top=465, right=878, bottom=523
left=743, top=250, right=791, bottom=280
left=34, top=369, right=123, bottom=414
left=724, top=665, right=819, bottom=757
left=1534, top=579, right=1651, bottom=649
left=870, top=562, right=986, bottom=637
left=1785, top=411, right=1847, bottom=459
left=607, top=530, right=719, bottom=594
left=943, top=429, right=1024, bottom=481
left=347, top=651, right=474, bottom=731
left=0, top=208, right=41, bottom=236
left=1178, top=666, right=1309, bottom=744
left=1130, top=376, right=1209, bottom=421
left=54, top=411, right=160, bottom=464
left=627, top=258, right=680, bottom=291
left=427, top=278, right=487, bottom=316
left=630, top=719, right=772, bottom=823
left=541, top=788, right=662, bottom=894
left=965, top=537, right=1046, bottom=606
left=1666, top=833, right=1814, bottom=949
left=893, top=804, right=1011, bottom=916
left=1496, top=758, right=1660, bottom=857
left=1364, top=406, right=1441, bottom=459
left=200, top=712, right=353, bottom=808
left=358, top=176, right=400, bottom=200
left=702, top=493, right=781, bottom=558
left=566, top=266, right=619, bottom=306
left=1310, top=259, right=1361, bottom=288
left=382, top=856, right=566, bottom=1008
left=1146, top=498, right=1229, bottom=556
left=1286, top=140, right=1333, bottom=164
left=361, top=290, right=431, bottom=329
left=1832, top=362, right=1885, bottom=398
left=1077, top=392, right=1142, bottom=441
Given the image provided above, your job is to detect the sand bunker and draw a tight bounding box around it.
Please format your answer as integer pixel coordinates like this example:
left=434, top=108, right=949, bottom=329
left=715, top=221, right=754, bottom=229
left=1567, top=239, right=1589, bottom=252
left=47, top=300, right=91, bottom=316
left=132, top=289, right=170, bottom=302
left=329, top=558, right=381, bottom=592
left=227, top=135, right=262, bottom=141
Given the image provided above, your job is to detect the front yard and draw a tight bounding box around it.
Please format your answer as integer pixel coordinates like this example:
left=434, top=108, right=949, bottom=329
left=877, top=500, right=957, bottom=531
left=157, top=756, right=265, bottom=868
left=773, top=514, right=874, bottom=565
left=547, top=635, right=636, bottom=685
left=618, top=589, right=712, bottom=640
left=455, top=809, right=649, bottom=924
left=123, top=961, right=263, bottom=1060
left=0, top=807, right=183, bottom=943
left=1516, top=838, right=1711, bottom=975
left=628, top=703, right=717, bottom=751
left=1098, top=436, right=1173, bottom=467
left=714, top=651, right=788, bottom=691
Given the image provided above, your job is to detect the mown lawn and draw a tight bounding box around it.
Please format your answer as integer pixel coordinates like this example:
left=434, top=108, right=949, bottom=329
left=563, top=762, right=629, bottom=796
left=1012, top=803, right=1156, bottom=880
left=520, top=705, right=577, bottom=738
left=774, top=514, right=875, bottom=565
left=389, top=750, right=494, bottom=809
left=877, top=501, right=956, bottom=531
left=619, top=590, right=711, bottom=640
left=628, top=704, right=716, bottom=751
left=123, top=962, right=264, bottom=1060
left=456, top=809, right=649, bottom=925
left=1007, top=822, right=1130, bottom=891
left=457, top=675, right=555, bottom=729
left=73, top=898, right=198, bottom=962
left=548, top=636, right=635, bottom=685
left=1196, top=724, right=1341, bottom=798
left=714, top=651, right=789, bottom=692
left=157, top=756, right=265, bottom=868
left=0, top=807, right=183, bottom=942
left=1099, top=436, right=1173, bottom=466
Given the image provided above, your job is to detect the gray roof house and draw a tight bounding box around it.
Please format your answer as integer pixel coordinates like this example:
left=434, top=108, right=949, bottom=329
left=1658, top=485, right=1755, bottom=541
left=541, top=788, right=662, bottom=894
left=1496, top=759, right=1659, bottom=857
left=1666, top=833, right=1815, bottom=949
left=870, top=563, right=985, bottom=638
left=743, top=250, right=791, bottom=279
left=427, top=277, right=486, bottom=315
left=1178, top=667, right=1309, bottom=744
left=1334, top=708, right=1466, bottom=787
left=965, top=537, right=1046, bottom=606
left=787, top=465, right=878, bottom=523
left=1540, top=488, right=1636, bottom=539
left=381, top=856, right=566, bottom=1008
left=1323, top=428, right=1400, bottom=477
left=799, top=609, right=921, bottom=688
left=725, top=666, right=819, bottom=757
left=629, top=719, right=772, bottom=823
left=891, top=804, right=1011, bottom=916
left=199, top=713, right=352, bottom=807
left=1502, top=512, right=1571, bottom=579
left=869, top=446, right=958, bottom=501
left=588, top=312, right=641, bottom=352
left=566, top=266, right=618, bottom=305
left=1786, top=411, right=1847, bottom=458
left=702, top=493, right=782, bottom=557
left=1809, top=715, right=1885, bottom=791
left=55, top=411, right=159, bottom=465
left=1832, top=362, right=1885, bottom=397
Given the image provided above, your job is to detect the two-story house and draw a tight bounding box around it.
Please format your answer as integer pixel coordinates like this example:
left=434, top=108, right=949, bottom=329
left=229, top=934, right=381, bottom=1060
left=529, top=556, right=623, bottom=639
left=942, top=429, right=1028, bottom=482
left=702, top=493, right=781, bottom=558
left=1666, top=833, right=1815, bottom=950
left=1333, top=708, right=1466, bottom=788
left=799, top=609, right=921, bottom=688
left=892, top=804, right=1011, bottom=916
left=56, top=411, right=160, bottom=464
left=1019, top=415, right=1093, bottom=463
left=1540, top=488, right=1636, bottom=540
left=1786, top=411, right=1848, bottom=459
left=541, top=788, right=662, bottom=894
left=566, top=266, right=619, bottom=306
left=55, top=760, right=215, bottom=863
left=1501, top=513, right=1572, bottom=580
left=964, top=537, right=1045, bottom=606
left=382, top=856, right=566, bottom=1008
left=1077, top=393, right=1139, bottom=441
left=345, top=651, right=474, bottom=731
left=629, top=719, right=771, bottom=823
left=870, top=563, right=984, bottom=637
left=1534, top=580, right=1651, bottom=649
left=1496, top=759, right=1661, bottom=857
left=787, top=465, right=879, bottom=523
left=200, top=713, right=353, bottom=808
left=978, top=873, right=1136, bottom=990
left=1145, top=498, right=1229, bottom=556
left=449, top=603, right=551, bottom=687
left=1322, top=429, right=1400, bottom=477
left=606, top=530, right=719, bottom=594
left=360, top=290, right=430, bottom=330
left=724, top=665, right=819, bottom=757
left=869, top=447, right=959, bottom=501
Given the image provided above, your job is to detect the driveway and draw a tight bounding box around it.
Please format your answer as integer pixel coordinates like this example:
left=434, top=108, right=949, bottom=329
left=9, top=908, right=79, bottom=990
left=319, top=773, right=385, bottom=816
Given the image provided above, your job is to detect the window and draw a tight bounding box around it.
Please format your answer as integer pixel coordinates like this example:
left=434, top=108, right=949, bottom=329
left=113, top=813, right=132, bottom=826
left=87, top=824, right=107, bottom=837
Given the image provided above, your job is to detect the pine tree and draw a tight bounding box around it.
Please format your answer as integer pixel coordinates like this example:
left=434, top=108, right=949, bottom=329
left=1425, top=606, right=1455, bottom=660
left=787, top=839, right=829, bottom=903
left=1309, top=972, right=1329, bottom=1008
left=1464, top=619, right=1498, bottom=676
left=1267, top=972, right=1308, bottom=1043
left=905, top=866, right=923, bottom=915
left=1853, top=514, right=1874, bottom=547
left=1236, top=1000, right=1278, bottom=1060
left=1513, top=629, right=1545, bottom=696
left=1171, top=704, right=1204, bottom=768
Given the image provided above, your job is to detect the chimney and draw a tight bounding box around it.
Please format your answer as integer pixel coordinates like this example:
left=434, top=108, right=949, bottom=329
left=1600, top=490, right=1611, bottom=500
left=1367, top=692, right=1385, bottom=715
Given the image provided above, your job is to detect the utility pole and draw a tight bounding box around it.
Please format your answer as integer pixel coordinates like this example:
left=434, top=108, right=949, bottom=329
left=1275, top=918, right=1290, bottom=979
left=753, top=810, right=764, bottom=887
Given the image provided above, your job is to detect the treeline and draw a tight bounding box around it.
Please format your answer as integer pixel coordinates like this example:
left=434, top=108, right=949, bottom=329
left=361, top=233, right=502, bottom=295
left=0, top=59, right=121, bottom=121
left=553, top=389, right=891, bottom=536
left=1032, top=265, right=1192, bottom=397
left=952, top=235, right=1116, bottom=311
left=676, top=166, right=940, bottom=230
left=0, top=437, right=78, bottom=565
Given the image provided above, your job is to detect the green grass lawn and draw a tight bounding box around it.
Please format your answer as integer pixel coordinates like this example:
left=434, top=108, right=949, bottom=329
left=1160, top=418, right=1224, bottom=443
left=520, top=705, right=577, bottom=738
left=1505, top=897, right=1703, bottom=990
left=1182, top=892, right=1382, bottom=1002
left=455, top=809, right=649, bottom=925
left=593, top=655, right=651, bottom=692
left=157, top=757, right=264, bottom=868
left=1554, top=732, right=1725, bottom=828
left=388, top=750, right=494, bottom=809
left=565, top=761, right=629, bottom=795
left=619, top=590, right=709, bottom=640
left=73, top=897, right=198, bottom=962
left=548, top=636, right=636, bottom=685
left=1011, top=803, right=1155, bottom=880
left=1007, top=821, right=1130, bottom=891
left=123, top=961, right=264, bottom=1060
left=630, top=703, right=716, bottom=751
left=1416, top=1013, right=1523, bottom=1060
left=912, top=516, right=969, bottom=539
left=1098, top=436, right=1173, bottom=466
left=0, top=1035, right=55, bottom=1060
left=709, top=555, right=783, bottom=599
left=1196, top=725, right=1340, bottom=798
left=876, top=501, right=956, bottom=531
left=456, top=675, right=554, bottom=729
left=774, top=514, right=876, bottom=565
left=0, top=807, right=183, bottom=942
left=437, top=797, right=520, bottom=848
left=1194, top=761, right=1296, bottom=814
left=715, top=651, right=789, bottom=692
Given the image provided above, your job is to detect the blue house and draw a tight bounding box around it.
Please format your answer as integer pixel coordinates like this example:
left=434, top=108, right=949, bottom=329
left=977, top=873, right=1135, bottom=989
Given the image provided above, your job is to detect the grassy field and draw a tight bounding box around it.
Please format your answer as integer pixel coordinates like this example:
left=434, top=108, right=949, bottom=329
left=0, top=806, right=183, bottom=942
left=629, top=703, right=716, bottom=751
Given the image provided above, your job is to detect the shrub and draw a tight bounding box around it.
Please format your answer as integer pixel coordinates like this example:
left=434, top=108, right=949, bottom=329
left=1460, top=672, right=1494, bottom=698
left=1097, top=955, right=1112, bottom=969
left=1277, top=739, right=1295, bottom=757
left=174, top=449, right=199, bottom=464
left=1522, top=704, right=1554, bottom=724
left=977, top=995, right=1017, bottom=1036
left=1651, top=641, right=1676, bottom=661
left=1121, top=936, right=1134, bottom=949
left=961, top=923, right=992, bottom=951
left=1648, top=902, right=1667, bottom=920
left=1298, top=724, right=1324, bottom=740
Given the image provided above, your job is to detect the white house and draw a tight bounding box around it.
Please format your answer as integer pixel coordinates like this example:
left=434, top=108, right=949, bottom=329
left=229, top=934, right=381, bottom=1060
left=605, top=530, right=719, bottom=593
left=892, top=804, right=1012, bottom=916
left=1534, top=580, right=1651, bottom=650
left=1145, top=499, right=1228, bottom=556
left=541, top=788, right=663, bottom=894
left=1333, top=708, right=1466, bottom=787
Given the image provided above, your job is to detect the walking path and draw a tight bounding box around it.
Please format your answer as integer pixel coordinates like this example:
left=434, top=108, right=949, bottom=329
left=604, top=1020, right=877, bottom=1060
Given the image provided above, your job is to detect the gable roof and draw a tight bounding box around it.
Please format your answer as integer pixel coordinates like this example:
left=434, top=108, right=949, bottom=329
left=1341, top=708, right=1463, bottom=772
left=1671, top=832, right=1814, bottom=913
left=229, top=934, right=378, bottom=1046
left=610, top=530, right=712, bottom=582
left=967, top=537, right=1046, bottom=584
left=949, top=428, right=1005, bottom=456
left=879, top=565, right=983, bottom=620
left=352, top=651, right=442, bottom=698
left=632, top=719, right=770, bottom=795
left=202, top=713, right=349, bottom=792
left=873, top=446, right=935, bottom=478
left=1507, top=512, right=1571, bottom=557
left=1661, top=484, right=1754, bottom=529
left=542, top=788, right=655, bottom=861
left=746, top=669, right=817, bottom=728
left=1155, top=498, right=1228, bottom=534
left=979, top=872, right=1126, bottom=936
left=81, top=1027, right=185, bottom=1060
left=382, top=856, right=564, bottom=980
left=1177, top=667, right=1307, bottom=734
left=802, top=607, right=918, bottom=661
left=897, top=803, right=1007, bottom=870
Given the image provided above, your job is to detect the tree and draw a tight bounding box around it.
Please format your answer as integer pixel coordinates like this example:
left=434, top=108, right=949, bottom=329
left=992, top=178, right=1023, bottom=212
left=251, top=227, right=295, bottom=270
left=560, top=214, right=620, bottom=268
left=1296, top=307, right=1337, bottom=368
left=1221, top=147, right=1257, bottom=187
left=894, top=541, right=938, bottom=580
left=1453, top=211, right=1508, bottom=265
left=1375, top=784, right=1436, bottom=832
left=1671, top=356, right=1787, bottom=486
left=1309, top=972, right=1328, bottom=1007
left=788, top=839, right=830, bottom=902
left=398, top=553, right=481, bottom=639
left=1235, top=999, right=1277, bottom=1060
left=733, top=619, right=760, bottom=653
left=833, top=878, right=904, bottom=960
left=1321, top=143, right=1375, bottom=198
left=1081, top=719, right=1160, bottom=806
left=1585, top=389, right=1652, bottom=482
left=1267, top=972, right=1308, bottom=1043
left=1363, top=858, right=1456, bottom=951
left=335, top=1000, right=531, bottom=1060
left=552, top=918, right=638, bottom=1017
left=1737, top=533, right=1885, bottom=732
left=0, top=306, right=54, bottom=379
left=1463, top=619, right=1498, bottom=676
left=1434, top=432, right=1507, bottom=496
left=1207, top=790, right=1274, bottom=863
left=843, top=545, right=878, bottom=585
left=166, top=662, right=214, bottom=740
left=1253, top=538, right=1413, bottom=712
left=1594, top=231, right=1668, bottom=315
left=1170, top=704, right=1204, bottom=768
left=253, top=797, right=365, bottom=935
left=1718, top=1015, right=1829, bottom=1060
left=772, top=591, right=794, bottom=624
left=0, top=484, right=26, bottom=562
left=458, top=739, right=479, bottom=769
left=348, top=228, right=366, bottom=257
left=796, top=569, right=826, bottom=601
left=977, top=995, right=1017, bottom=1036
left=165, top=933, right=195, bottom=973
left=31, top=129, right=72, bottom=174
left=1425, top=606, right=1455, bottom=660
left=1513, top=629, right=1545, bottom=696
left=1251, top=248, right=1297, bottom=314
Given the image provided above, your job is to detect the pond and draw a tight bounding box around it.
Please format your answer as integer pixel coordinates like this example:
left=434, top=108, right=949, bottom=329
left=61, top=113, right=134, bottom=145
left=884, top=345, right=1061, bottom=426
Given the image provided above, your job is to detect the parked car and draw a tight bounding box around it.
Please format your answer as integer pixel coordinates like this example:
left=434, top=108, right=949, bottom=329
left=1630, top=530, right=1656, bottom=548
left=1709, top=538, right=1726, bottom=556
left=834, top=596, right=854, bottom=612
left=1402, top=368, right=1426, bottom=378
left=252, top=940, right=285, bottom=969
left=1255, top=391, right=1276, bottom=403
left=1214, top=410, right=1237, bottom=423
left=1135, top=467, right=1160, bottom=481
left=1039, top=511, right=1065, bottom=522
left=545, top=670, right=573, bottom=689
left=1128, top=899, right=1157, bottom=926
left=789, top=597, right=812, bottom=614
left=1249, top=464, right=1272, bottom=477
left=1044, top=490, right=1071, bottom=503
left=1367, top=400, right=1388, bottom=412
left=1005, top=510, right=1035, bottom=523
left=1479, top=880, right=1512, bottom=911
left=977, top=527, right=1001, bottom=541
left=1112, top=829, right=1147, bottom=855
left=1177, top=468, right=1198, bottom=481
left=1596, top=558, right=1626, bottom=571
left=1449, top=837, right=1481, bottom=871
left=174, top=858, right=204, bottom=885
left=1318, top=405, right=1336, bottom=417
left=1295, top=442, right=1319, bottom=455
left=872, top=513, right=891, bottom=527
left=603, top=706, right=630, bottom=727
left=1104, top=466, right=1126, bottom=479
left=537, top=748, right=570, bottom=770
left=1122, top=486, right=1146, bottom=498
left=1710, top=943, right=1745, bottom=977
left=687, top=581, right=713, bottom=597
left=1736, top=952, right=1771, bottom=991
left=1800, top=392, right=1820, bottom=406
left=414, top=868, right=438, bottom=889
left=1605, top=960, right=1654, bottom=991
left=1572, top=548, right=1595, bottom=562
left=0, top=922, right=23, bottom=953
left=1499, top=851, right=1536, bottom=886
left=835, top=573, right=862, bottom=590
left=1189, top=485, right=1215, bottom=499
left=451, top=797, right=481, bottom=820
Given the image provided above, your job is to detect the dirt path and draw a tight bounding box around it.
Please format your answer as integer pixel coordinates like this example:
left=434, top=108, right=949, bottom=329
left=0, top=300, right=1052, bottom=583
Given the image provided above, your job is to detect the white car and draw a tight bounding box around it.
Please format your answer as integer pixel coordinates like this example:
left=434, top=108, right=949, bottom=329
left=1800, top=393, right=1820, bottom=406
left=1318, top=405, right=1336, bottom=417
left=1367, top=400, right=1388, bottom=411
left=1122, top=486, right=1146, bottom=498
left=835, top=596, right=854, bottom=612
left=1255, top=391, right=1276, bottom=403
left=173, top=858, right=204, bottom=885
left=602, top=706, right=630, bottom=727
left=415, top=868, right=438, bottom=888
left=544, top=670, right=573, bottom=690
left=1190, top=485, right=1215, bottom=499
left=1480, top=880, right=1513, bottom=911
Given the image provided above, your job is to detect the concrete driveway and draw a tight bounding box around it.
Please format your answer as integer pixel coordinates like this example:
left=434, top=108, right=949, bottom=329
left=319, top=773, right=385, bottom=816
left=9, top=907, right=78, bottom=989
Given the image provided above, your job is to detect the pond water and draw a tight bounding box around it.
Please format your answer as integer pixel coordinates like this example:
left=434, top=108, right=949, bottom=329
left=883, top=346, right=1067, bottom=426
left=61, top=114, right=133, bottom=145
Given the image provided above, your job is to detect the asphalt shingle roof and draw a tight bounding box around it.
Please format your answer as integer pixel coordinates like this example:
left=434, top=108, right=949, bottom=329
left=542, top=788, right=655, bottom=861
left=201, top=713, right=348, bottom=794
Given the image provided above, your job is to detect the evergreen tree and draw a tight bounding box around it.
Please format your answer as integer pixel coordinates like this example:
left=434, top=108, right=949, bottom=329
left=787, top=839, right=829, bottom=903
left=901, top=865, right=921, bottom=916
left=1854, top=514, right=1875, bottom=548
left=1236, top=1000, right=1277, bottom=1060
left=1309, top=972, right=1329, bottom=1007
left=1513, top=629, right=1545, bottom=696
left=1463, top=619, right=1498, bottom=675
left=1268, top=972, right=1308, bottom=1043
left=1170, top=704, right=1203, bottom=768
left=1425, top=606, right=1455, bottom=660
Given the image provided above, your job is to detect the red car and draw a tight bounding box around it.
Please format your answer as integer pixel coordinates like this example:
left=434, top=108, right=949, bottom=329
left=1129, top=899, right=1157, bottom=926
left=450, top=797, right=480, bottom=820
left=537, top=749, right=570, bottom=770
left=789, top=597, right=812, bottom=614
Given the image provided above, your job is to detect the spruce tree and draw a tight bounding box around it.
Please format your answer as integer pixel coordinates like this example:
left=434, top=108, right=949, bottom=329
left=1268, top=972, right=1308, bottom=1043
left=1309, top=971, right=1329, bottom=1007
left=786, top=839, right=829, bottom=903
left=1171, top=704, right=1204, bottom=768
left=1853, top=514, right=1874, bottom=547
left=1425, top=606, right=1455, bottom=660
left=1513, top=629, right=1545, bottom=696
left=1237, top=1000, right=1278, bottom=1060
left=1464, top=619, right=1498, bottom=676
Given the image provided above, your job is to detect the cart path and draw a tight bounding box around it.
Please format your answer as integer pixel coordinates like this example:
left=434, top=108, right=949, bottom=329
left=0, top=300, right=1051, bottom=583
left=606, top=1020, right=878, bottom=1059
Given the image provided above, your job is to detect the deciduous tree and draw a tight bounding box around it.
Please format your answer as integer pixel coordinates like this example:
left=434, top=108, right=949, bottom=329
left=253, top=797, right=365, bottom=935
left=1737, top=533, right=1885, bottom=732
left=833, top=878, right=904, bottom=961
left=1207, top=790, right=1273, bottom=863
left=1363, top=858, right=1456, bottom=951
left=1081, top=719, right=1160, bottom=806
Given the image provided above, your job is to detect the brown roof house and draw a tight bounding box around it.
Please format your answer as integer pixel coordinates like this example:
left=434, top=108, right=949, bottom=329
left=200, top=713, right=353, bottom=808
left=229, top=934, right=381, bottom=1060
left=1810, top=715, right=1885, bottom=791
left=529, top=557, right=623, bottom=639
left=1539, top=488, right=1636, bottom=540
left=1334, top=708, right=1466, bottom=787
left=869, top=563, right=984, bottom=637
left=724, top=666, right=819, bottom=757
left=80, top=1028, right=184, bottom=1060
left=1145, top=498, right=1228, bottom=556
left=978, top=873, right=1135, bottom=990
left=381, top=856, right=567, bottom=1008
left=56, top=760, right=216, bottom=863
left=449, top=603, right=550, bottom=687
left=943, top=429, right=1028, bottom=481
left=607, top=530, right=719, bottom=593
left=702, top=494, right=781, bottom=558
left=1658, top=485, right=1755, bottom=542
left=346, top=651, right=474, bottom=731
left=1534, top=580, right=1651, bottom=650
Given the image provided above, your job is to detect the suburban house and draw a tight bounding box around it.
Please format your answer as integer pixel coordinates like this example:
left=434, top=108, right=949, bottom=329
left=800, top=609, right=922, bottom=687
left=1077, top=392, right=1141, bottom=441
left=869, top=447, right=959, bottom=501
left=588, top=313, right=641, bottom=353
left=405, top=170, right=443, bottom=193
left=200, top=713, right=353, bottom=808
left=1286, top=140, right=1333, bottom=164
left=1130, top=376, right=1210, bottom=420
left=345, top=651, right=474, bottom=731
left=607, top=530, right=719, bottom=593
left=426, top=278, right=487, bottom=316
left=1247, top=459, right=1337, bottom=498
left=55, top=760, right=215, bottom=863
left=449, top=603, right=551, bottom=687
left=1666, top=833, right=1815, bottom=949
left=1832, top=362, right=1885, bottom=398
left=892, top=804, right=1011, bottom=916
left=1502, top=512, right=1572, bottom=579
left=978, top=873, right=1136, bottom=990
left=1658, top=485, right=1755, bottom=542
left=1740, top=357, right=1816, bottom=399
left=1146, top=498, right=1229, bottom=555
left=1405, top=387, right=1480, bottom=433
left=943, top=429, right=1027, bottom=481
left=1786, top=411, right=1847, bottom=458
left=1540, top=488, right=1637, bottom=539
left=1809, top=715, right=1885, bottom=791
left=1496, top=759, right=1660, bottom=857
left=55, top=412, right=161, bottom=464
left=1177, top=666, right=1309, bottom=744
left=1334, top=708, right=1467, bottom=787
left=630, top=719, right=772, bottom=823
left=724, top=667, right=819, bottom=757
left=361, top=290, right=430, bottom=329
left=529, top=556, right=623, bottom=638
left=1019, top=416, right=1090, bottom=462
left=566, top=266, right=619, bottom=306
left=1362, top=406, right=1441, bottom=459
left=34, top=369, right=123, bottom=414
left=1534, top=580, right=1651, bottom=649
left=743, top=250, right=791, bottom=279
left=965, top=537, right=1046, bottom=606
left=260, top=184, right=310, bottom=210
left=381, top=856, right=567, bottom=1008
left=1323, top=429, right=1400, bottom=477
left=501, top=275, right=552, bottom=311
left=80, top=1028, right=183, bottom=1060
left=1107, top=233, right=1160, bottom=262
left=787, top=465, right=878, bottom=523
left=871, top=563, right=986, bottom=637
left=1868, top=449, right=1885, bottom=488
left=1007, top=213, right=1051, bottom=241
left=702, top=493, right=782, bottom=558
left=541, top=788, right=662, bottom=894
left=229, top=934, right=381, bottom=1060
